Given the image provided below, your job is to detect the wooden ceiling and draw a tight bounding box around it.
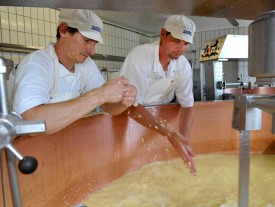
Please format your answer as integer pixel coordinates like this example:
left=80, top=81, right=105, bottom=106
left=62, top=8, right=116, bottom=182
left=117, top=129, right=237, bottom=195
left=1, top=0, right=275, bottom=20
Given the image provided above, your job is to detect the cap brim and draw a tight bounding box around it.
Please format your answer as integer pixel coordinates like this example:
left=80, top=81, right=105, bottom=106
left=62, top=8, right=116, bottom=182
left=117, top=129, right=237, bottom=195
left=170, top=32, right=193, bottom=44
left=79, top=30, right=104, bottom=44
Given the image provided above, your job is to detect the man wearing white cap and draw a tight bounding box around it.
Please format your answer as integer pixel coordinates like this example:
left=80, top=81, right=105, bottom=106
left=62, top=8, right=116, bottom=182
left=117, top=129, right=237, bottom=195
left=120, top=15, right=197, bottom=173
left=13, top=9, right=136, bottom=134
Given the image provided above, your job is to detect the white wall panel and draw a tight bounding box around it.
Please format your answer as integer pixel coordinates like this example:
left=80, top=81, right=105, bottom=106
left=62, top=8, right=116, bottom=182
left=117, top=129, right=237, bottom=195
left=0, top=6, right=253, bottom=86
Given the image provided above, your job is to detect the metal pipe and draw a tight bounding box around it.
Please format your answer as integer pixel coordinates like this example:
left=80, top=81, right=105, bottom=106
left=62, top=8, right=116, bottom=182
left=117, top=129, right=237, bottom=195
left=225, top=82, right=242, bottom=86
left=103, top=21, right=159, bottom=38
left=5, top=149, right=22, bottom=207
left=238, top=130, right=250, bottom=207
left=6, top=144, right=23, bottom=160
left=0, top=43, right=126, bottom=62
left=0, top=73, right=9, bottom=115
left=0, top=57, right=46, bottom=206
left=0, top=150, right=7, bottom=207
left=250, top=97, right=275, bottom=114
left=0, top=43, right=43, bottom=54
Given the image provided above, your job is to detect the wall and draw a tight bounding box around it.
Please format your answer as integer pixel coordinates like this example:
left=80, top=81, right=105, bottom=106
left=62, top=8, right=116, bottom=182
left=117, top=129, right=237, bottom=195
left=0, top=6, right=254, bottom=101
left=0, top=7, right=152, bottom=72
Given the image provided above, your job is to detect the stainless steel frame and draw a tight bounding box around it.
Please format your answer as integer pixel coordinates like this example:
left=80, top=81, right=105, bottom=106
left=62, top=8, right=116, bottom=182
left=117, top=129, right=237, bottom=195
left=0, top=43, right=125, bottom=62
left=232, top=94, right=275, bottom=207
left=0, top=58, right=46, bottom=207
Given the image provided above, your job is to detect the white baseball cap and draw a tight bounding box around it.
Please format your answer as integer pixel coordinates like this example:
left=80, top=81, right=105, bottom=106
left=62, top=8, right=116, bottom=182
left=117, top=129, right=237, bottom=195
left=164, top=15, right=196, bottom=44
left=59, top=9, right=104, bottom=44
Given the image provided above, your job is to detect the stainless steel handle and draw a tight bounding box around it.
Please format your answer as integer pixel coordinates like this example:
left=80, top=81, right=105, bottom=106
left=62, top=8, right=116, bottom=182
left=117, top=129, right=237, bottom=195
left=0, top=57, right=46, bottom=207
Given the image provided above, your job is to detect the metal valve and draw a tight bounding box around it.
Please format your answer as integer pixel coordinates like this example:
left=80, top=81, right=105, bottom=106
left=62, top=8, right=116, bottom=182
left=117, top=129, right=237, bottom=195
left=0, top=57, right=46, bottom=207
left=0, top=106, right=46, bottom=175
left=5, top=142, right=38, bottom=174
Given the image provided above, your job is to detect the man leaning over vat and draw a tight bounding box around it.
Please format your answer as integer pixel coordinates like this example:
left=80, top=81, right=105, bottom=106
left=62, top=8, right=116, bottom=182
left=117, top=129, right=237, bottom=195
left=120, top=15, right=197, bottom=174
left=13, top=9, right=196, bottom=175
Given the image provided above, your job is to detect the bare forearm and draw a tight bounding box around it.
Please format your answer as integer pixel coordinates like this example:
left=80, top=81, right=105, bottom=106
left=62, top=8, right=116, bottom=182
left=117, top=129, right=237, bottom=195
left=179, top=107, right=194, bottom=139
left=127, top=104, right=196, bottom=174
left=127, top=104, right=174, bottom=137
left=21, top=76, right=137, bottom=134
left=101, top=102, right=128, bottom=116
left=22, top=88, right=105, bottom=134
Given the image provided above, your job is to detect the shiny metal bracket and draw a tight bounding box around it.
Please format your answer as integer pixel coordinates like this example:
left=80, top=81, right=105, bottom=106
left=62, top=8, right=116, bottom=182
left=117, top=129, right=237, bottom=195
left=232, top=94, right=275, bottom=207
left=0, top=57, right=46, bottom=207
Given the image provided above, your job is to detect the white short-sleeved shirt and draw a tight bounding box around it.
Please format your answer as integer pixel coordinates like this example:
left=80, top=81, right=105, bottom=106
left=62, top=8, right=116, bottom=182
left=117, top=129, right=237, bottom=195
left=119, top=41, right=194, bottom=107
left=13, top=43, right=105, bottom=114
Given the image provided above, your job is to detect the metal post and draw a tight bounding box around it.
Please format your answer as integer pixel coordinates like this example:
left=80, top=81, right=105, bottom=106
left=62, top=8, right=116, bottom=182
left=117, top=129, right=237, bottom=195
left=0, top=63, right=9, bottom=115
left=238, top=130, right=250, bottom=207
left=232, top=95, right=263, bottom=207
left=0, top=149, right=7, bottom=206
left=5, top=149, right=22, bottom=207
left=0, top=57, right=46, bottom=207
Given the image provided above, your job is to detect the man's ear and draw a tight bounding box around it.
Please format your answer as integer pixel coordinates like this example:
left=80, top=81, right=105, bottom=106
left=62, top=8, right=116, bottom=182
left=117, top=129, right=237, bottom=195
left=160, top=28, right=167, bottom=39
left=58, top=22, right=68, bottom=37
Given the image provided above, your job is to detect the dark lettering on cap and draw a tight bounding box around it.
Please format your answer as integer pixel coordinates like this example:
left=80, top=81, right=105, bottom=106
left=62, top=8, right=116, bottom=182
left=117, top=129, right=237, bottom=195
left=91, top=25, right=101, bottom=32
left=183, top=30, right=192, bottom=36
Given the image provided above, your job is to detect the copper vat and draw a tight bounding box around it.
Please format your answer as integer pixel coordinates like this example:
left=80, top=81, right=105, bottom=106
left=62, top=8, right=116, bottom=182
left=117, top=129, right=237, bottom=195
left=223, top=87, right=275, bottom=100
left=1, top=101, right=275, bottom=206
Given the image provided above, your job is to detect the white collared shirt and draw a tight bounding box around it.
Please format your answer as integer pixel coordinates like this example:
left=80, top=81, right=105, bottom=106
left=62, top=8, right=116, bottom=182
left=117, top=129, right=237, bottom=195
left=13, top=43, right=105, bottom=114
left=119, top=41, right=194, bottom=107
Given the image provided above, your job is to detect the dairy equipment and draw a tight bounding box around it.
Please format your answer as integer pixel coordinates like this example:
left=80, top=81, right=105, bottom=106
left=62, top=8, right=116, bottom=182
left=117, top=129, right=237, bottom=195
left=200, top=35, right=249, bottom=100
left=249, top=11, right=275, bottom=82
left=0, top=58, right=46, bottom=207
left=232, top=10, right=275, bottom=207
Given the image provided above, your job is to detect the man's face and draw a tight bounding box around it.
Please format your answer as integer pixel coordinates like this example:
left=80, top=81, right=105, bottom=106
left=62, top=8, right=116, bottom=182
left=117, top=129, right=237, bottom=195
left=64, top=31, right=98, bottom=64
left=160, top=29, right=190, bottom=60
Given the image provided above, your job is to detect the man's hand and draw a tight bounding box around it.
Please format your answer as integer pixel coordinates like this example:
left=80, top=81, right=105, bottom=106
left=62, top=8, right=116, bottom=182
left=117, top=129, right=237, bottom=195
left=167, top=132, right=197, bottom=175
left=100, top=76, right=136, bottom=105
left=127, top=104, right=196, bottom=175
left=122, top=84, right=137, bottom=106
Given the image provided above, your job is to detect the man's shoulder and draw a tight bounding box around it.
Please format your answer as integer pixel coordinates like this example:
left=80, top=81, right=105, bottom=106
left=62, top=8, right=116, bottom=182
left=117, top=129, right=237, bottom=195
left=23, top=47, right=52, bottom=64
left=17, top=47, right=54, bottom=75
left=129, top=42, right=156, bottom=58
left=134, top=42, right=157, bottom=50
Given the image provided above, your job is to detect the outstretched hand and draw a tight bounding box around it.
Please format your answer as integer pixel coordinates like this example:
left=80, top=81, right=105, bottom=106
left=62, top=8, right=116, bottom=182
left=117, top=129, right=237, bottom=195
left=127, top=104, right=197, bottom=175
left=167, top=132, right=197, bottom=175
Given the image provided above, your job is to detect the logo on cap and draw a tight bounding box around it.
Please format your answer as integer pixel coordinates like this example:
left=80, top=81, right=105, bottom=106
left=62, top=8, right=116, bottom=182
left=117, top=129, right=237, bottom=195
left=91, top=25, right=101, bottom=32
left=183, top=30, right=192, bottom=36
